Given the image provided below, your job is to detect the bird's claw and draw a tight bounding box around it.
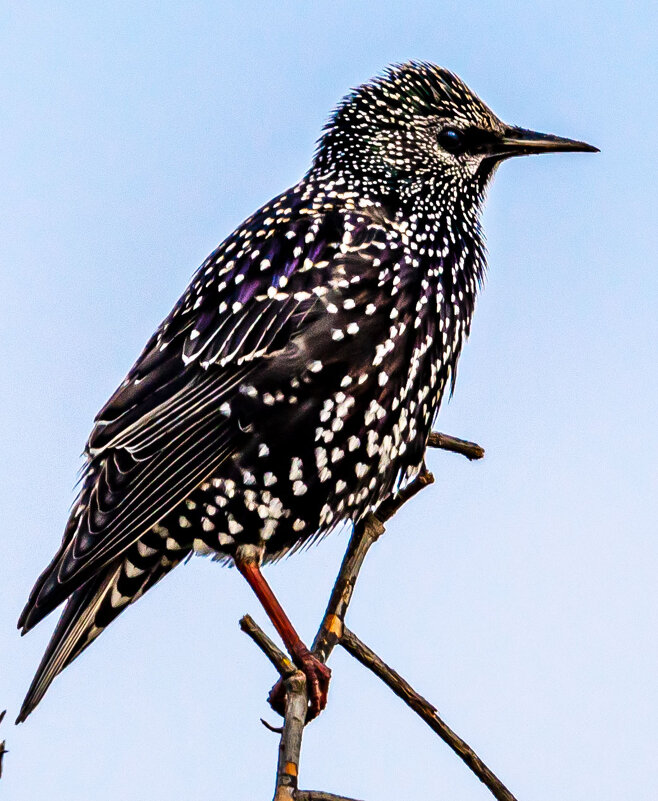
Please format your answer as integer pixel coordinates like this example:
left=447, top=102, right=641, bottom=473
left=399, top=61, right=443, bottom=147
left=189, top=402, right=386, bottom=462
left=267, top=677, right=287, bottom=716
left=268, top=649, right=331, bottom=721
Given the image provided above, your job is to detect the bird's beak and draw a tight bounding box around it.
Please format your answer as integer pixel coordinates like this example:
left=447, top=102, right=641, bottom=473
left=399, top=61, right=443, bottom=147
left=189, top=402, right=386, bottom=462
left=494, top=126, right=599, bottom=159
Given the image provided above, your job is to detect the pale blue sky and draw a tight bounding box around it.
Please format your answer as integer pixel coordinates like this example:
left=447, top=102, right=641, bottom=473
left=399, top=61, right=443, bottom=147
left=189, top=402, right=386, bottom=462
left=1, top=2, right=656, bottom=800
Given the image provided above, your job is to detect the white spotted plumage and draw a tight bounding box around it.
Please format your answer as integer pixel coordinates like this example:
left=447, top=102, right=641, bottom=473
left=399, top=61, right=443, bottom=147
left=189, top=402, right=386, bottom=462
left=18, top=61, right=534, bottom=723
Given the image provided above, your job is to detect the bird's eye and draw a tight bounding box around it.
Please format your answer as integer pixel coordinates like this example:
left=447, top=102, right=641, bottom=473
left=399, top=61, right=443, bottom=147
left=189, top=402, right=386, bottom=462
left=437, top=127, right=465, bottom=153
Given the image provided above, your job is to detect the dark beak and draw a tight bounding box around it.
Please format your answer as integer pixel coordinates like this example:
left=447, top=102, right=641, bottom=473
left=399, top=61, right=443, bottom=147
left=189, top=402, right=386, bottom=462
left=494, top=126, right=599, bottom=159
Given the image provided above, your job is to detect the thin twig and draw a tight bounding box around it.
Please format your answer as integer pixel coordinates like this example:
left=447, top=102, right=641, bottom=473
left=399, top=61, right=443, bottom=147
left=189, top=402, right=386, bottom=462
left=311, top=513, right=384, bottom=663
left=0, top=709, right=6, bottom=780
left=340, top=628, right=518, bottom=801
left=428, top=431, right=485, bottom=461
left=240, top=614, right=296, bottom=678
left=296, top=793, right=364, bottom=801
left=312, top=468, right=434, bottom=663
left=374, top=467, right=435, bottom=525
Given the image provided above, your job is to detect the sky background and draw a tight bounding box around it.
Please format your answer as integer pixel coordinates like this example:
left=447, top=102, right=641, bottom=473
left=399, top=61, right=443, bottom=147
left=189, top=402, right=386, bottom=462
left=1, top=2, right=656, bottom=800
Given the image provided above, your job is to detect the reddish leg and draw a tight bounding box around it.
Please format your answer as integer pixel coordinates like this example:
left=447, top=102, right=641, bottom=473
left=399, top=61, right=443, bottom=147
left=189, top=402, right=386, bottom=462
left=235, top=546, right=331, bottom=719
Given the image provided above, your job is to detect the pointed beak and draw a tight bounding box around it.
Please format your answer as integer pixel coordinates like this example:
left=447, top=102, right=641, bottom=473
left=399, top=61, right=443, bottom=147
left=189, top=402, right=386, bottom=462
left=495, top=126, right=599, bottom=158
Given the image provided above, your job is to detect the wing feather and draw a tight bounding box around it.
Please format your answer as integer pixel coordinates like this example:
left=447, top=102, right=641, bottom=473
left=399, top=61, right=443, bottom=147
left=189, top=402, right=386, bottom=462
left=19, top=199, right=411, bottom=635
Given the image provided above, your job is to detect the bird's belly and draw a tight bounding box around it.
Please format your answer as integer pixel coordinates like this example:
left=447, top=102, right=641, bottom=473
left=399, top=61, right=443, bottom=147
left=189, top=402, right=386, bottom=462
left=164, top=384, right=438, bottom=562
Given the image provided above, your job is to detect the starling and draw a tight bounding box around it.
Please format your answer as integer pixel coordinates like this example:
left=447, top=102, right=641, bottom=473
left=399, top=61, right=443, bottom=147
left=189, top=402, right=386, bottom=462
left=17, top=62, right=597, bottom=723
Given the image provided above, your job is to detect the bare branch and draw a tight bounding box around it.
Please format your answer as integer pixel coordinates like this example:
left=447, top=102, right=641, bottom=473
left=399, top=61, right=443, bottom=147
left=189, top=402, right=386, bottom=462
left=240, top=614, right=296, bottom=678
left=374, top=467, right=435, bottom=525
left=272, top=671, right=308, bottom=801
left=311, top=513, right=384, bottom=663
left=312, top=468, right=435, bottom=663
left=241, top=432, right=513, bottom=801
left=296, top=793, right=364, bottom=801
left=428, top=431, right=485, bottom=461
left=340, top=628, right=518, bottom=801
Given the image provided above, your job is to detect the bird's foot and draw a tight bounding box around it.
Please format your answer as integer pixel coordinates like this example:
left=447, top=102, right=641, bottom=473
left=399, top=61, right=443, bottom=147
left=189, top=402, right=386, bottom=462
left=268, top=645, right=331, bottom=721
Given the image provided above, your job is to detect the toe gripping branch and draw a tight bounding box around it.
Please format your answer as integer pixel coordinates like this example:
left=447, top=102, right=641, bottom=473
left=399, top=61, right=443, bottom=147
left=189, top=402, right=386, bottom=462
left=239, top=432, right=518, bottom=801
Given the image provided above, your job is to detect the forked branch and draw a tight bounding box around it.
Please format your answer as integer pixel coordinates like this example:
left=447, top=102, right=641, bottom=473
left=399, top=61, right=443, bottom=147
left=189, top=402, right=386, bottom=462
left=241, top=431, right=517, bottom=801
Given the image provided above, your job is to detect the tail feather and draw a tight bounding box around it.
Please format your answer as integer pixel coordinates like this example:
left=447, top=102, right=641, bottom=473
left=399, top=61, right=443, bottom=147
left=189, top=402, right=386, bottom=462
left=17, top=533, right=190, bottom=723
left=17, top=565, right=121, bottom=723
left=18, top=467, right=99, bottom=634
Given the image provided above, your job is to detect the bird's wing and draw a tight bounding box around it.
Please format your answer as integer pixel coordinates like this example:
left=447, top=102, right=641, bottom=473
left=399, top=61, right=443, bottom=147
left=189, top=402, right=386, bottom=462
left=20, top=197, right=409, bottom=632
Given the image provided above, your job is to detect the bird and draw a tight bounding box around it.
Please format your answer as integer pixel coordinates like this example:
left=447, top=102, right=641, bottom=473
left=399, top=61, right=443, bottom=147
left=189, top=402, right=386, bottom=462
left=17, top=61, right=597, bottom=723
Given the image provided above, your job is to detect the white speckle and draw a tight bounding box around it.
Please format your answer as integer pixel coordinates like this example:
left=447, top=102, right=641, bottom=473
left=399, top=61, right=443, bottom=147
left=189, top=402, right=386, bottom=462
left=319, top=503, right=334, bottom=525
left=315, top=447, right=328, bottom=468
left=111, top=586, right=129, bottom=608
left=292, top=480, right=307, bottom=496
left=261, top=518, right=278, bottom=540
left=138, top=541, right=157, bottom=558
left=289, top=456, right=303, bottom=481
left=166, top=537, right=184, bottom=551
left=331, top=447, right=344, bottom=462
left=292, top=519, right=306, bottom=532
left=125, top=560, right=144, bottom=579
left=228, top=518, right=244, bottom=535
left=179, top=516, right=191, bottom=529
left=258, top=443, right=270, bottom=458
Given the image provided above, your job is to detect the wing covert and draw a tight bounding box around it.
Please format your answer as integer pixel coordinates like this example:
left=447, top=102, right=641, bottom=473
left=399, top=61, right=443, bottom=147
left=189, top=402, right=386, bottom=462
left=20, top=197, right=416, bottom=632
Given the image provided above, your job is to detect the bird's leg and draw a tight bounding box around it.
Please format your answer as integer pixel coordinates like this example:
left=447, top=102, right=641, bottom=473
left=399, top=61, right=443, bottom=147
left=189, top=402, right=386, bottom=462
left=234, top=545, right=331, bottom=719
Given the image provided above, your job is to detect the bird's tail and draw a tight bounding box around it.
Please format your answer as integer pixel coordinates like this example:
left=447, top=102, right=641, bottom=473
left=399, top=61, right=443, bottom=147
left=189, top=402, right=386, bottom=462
left=17, top=564, right=123, bottom=723
left=17, top=536, right=187, bottom=723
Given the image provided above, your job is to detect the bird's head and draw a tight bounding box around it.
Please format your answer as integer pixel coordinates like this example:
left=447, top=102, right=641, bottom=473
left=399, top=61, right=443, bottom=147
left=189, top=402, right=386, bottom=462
left=312, top=61, right=597, bottom=213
